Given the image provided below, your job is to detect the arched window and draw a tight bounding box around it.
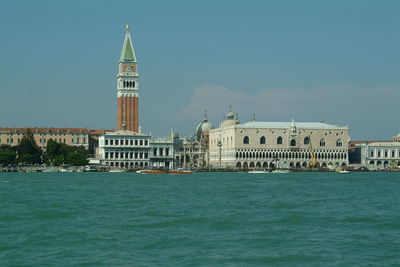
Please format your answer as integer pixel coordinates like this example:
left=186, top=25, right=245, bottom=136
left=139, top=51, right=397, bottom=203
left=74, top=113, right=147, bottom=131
left=277, top=136, right=283, bottom=145
left=260, top=136, right=266, bottom=144
left=320, top=139, right=326, bottom=147
left=304, top=136, right=310, bottom=145
left=243, top=136, right=249, bottom=144
left=336, top=139, right=343, bottom=147
left=123, top=81, right=126, bottom=87
left=132, top=81, right=135, bottom=88
left=290, top=139, right=296, bottom=146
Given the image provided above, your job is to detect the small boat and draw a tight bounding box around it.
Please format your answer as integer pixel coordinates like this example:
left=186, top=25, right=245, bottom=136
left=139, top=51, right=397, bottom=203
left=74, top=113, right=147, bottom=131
left=109, top=169, right=128, bottom=173
left=136, top=170, right=166, bottom=174
left=272, top=169, right=290, bottom=173
left=338, top=170, right=350, bottom=174
left=167, top=170, right=192, bottom=174
left=248, top=170, right=269, bottom=174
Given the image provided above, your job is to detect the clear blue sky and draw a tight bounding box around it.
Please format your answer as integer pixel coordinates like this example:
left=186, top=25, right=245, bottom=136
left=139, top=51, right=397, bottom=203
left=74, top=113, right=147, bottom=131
left=1, top=0, right=400, bottom=140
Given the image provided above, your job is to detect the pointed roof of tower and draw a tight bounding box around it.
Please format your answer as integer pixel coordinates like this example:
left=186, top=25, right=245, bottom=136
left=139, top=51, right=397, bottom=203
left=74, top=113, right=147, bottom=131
left=119, top=24, right=137, bottom=62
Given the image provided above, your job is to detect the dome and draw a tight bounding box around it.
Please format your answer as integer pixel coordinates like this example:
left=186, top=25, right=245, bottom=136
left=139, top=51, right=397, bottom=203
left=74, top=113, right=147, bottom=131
left=226, top=111, right=235, bottom=119
left=195, top=118, right=214, bottom=141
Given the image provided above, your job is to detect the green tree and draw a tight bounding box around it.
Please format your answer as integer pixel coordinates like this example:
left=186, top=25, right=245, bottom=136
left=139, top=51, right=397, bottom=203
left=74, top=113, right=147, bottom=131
left=16, top=129, right=42, bottom=164
left=0, top=150, right=16, bottom=165
left=53, top=155, right=65, bottom=166
left=66, top=151, right=88, bottom=166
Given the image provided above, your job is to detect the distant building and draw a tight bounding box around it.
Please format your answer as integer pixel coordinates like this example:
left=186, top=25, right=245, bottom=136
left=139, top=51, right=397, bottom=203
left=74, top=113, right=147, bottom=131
left=172, top=113, right=214, bottom=169
left=98, top=130, right=151, bottom=169
left=209, top=110, right=349, bottom=169
left=150, top=136, right=174, bottom=169
left=349, top=134, right=400, bottom=168
left=0, top=127, right=109, bottom=154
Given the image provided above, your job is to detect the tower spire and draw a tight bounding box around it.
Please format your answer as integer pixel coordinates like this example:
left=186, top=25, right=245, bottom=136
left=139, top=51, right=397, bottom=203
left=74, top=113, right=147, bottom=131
left=120, top=24, right=137, bottom=62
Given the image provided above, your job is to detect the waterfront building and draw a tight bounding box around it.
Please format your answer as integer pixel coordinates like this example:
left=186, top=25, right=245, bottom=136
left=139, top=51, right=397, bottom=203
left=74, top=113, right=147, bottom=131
left=209, top=110, right=349, bottom=169
left=150, top=136, right=174, bottom=169
left=0, top=127, right=108, bottom=154
left=172, top=114, right=214, bottom=169
left=98, top=130, right=151, bottom=168
left=117, top=24, right=139, bottom=132
left=349, top=134, right=400, bottom=168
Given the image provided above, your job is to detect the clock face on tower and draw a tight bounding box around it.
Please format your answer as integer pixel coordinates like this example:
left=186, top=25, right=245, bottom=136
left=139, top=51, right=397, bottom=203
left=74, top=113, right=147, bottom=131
left=126, top=66, right=132, bottom=72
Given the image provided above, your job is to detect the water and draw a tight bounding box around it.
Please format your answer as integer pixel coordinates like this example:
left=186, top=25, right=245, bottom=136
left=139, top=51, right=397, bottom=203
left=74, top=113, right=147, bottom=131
left=0, top=172, right=399, bottom=266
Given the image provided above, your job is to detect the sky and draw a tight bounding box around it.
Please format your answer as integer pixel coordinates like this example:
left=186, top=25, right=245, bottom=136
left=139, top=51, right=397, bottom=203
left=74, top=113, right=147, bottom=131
left=1, top=0, right=400, bottom=140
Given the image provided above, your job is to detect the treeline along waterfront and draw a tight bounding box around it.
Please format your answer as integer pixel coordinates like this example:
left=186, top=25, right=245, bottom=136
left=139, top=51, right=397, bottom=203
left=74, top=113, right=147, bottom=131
left=0, top=129, right=88, bottom=167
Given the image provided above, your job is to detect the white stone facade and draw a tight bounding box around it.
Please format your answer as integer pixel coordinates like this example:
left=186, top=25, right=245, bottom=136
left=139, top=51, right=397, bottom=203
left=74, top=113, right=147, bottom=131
left=209, top=117, right=349, bottom=169
left=359, top=142, right=400, bottom=168
left=150, top=137, right=174, bottom=169
left=98, top=130, right=151, bottom=169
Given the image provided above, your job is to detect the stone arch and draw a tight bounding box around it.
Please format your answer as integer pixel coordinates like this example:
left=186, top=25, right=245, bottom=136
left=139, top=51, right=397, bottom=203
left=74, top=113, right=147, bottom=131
left=336, top=139, right=343, bottom=147
left=263, top=162, right=268, bottom=168
left=320, top=138, right=326, bottom=147
left=302, top=162, right=307, bottom=167
left=321, top=162, right=327, bottom=168
left=249, top=162, right=255, bottom=168
left=295, top=162, right=301, bottom=168
left=384, top=160, right=389, bottom=168
left=256, top=162, right=261, bottom=168
left=236, top=162, right=242, bottom=168
left=290, top=139, right=297, bottom=146
left=289, top=162, right=294, bottom=168
left=304, top=136, right=310, bottom=145
left=260, top=136, right=266, bottom=144
left=243, top=162, right=249, bottom=169
left=277, top=136, right=283, bottom=145
left=243, top=136, right=249, bottom=144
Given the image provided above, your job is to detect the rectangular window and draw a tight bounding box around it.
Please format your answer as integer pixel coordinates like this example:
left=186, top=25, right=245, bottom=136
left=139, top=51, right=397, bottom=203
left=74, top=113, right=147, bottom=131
left=83, top=137, right=86, bottom=143
left=72, top=138, right=74, bottom=143
left=130, top=140, right=133, bottom=146
left=144, top=153, right=148, bottom=159
left=115, top=153, right=119, bottom=158
left=140, top=140, right=143, bottom=146
left=110, top=139, right=114, bottom=145
left=115, top=140, right=119, bottom=145
left=135, top=152, right=138, bottom=159
left=125, top=140, right=129, bottom=145
left=135, top=140, right=138, bottom=146
left=145, top=140, right=148, bottom=146
left=105, top=139, right=108, bottom=145
left=105, top=152, right=109, bottom=159
left=130, top=152, right=133, bottom=158
left=392, top=151, right=395, bottom=158
left=140, top=153, right=143, bottom=159
left=166, top=148, right=169, bottom=156
left=125, top=152, right=129, bottom=158
left=110, top=152, right=114, bottom=159
left=77, top=137, right=80, bottom=143
left=370, top=151, right=374, bottom=157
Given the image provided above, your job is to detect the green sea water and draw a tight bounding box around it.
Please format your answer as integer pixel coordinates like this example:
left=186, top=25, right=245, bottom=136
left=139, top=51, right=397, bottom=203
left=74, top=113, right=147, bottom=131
left=0, top=172, right=399, bottom=266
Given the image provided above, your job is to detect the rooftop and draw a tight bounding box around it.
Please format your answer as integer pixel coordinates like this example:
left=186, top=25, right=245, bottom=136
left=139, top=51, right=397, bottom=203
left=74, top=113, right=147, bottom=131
left=237, top=121, right=348, bottom=130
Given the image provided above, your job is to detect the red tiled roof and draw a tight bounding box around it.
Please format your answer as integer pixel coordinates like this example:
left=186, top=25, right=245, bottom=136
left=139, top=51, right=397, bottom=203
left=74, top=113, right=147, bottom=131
left=0, top=127, right=113, bottom=134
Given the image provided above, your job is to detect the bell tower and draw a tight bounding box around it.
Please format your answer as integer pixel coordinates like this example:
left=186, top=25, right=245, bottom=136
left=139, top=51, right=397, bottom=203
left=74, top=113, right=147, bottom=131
left=117, top=24, right=139, bottom=132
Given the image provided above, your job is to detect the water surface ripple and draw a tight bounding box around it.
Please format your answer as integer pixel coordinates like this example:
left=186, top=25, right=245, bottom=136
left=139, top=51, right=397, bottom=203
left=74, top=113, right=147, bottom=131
left=0, top=172, right=399, bottom=266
